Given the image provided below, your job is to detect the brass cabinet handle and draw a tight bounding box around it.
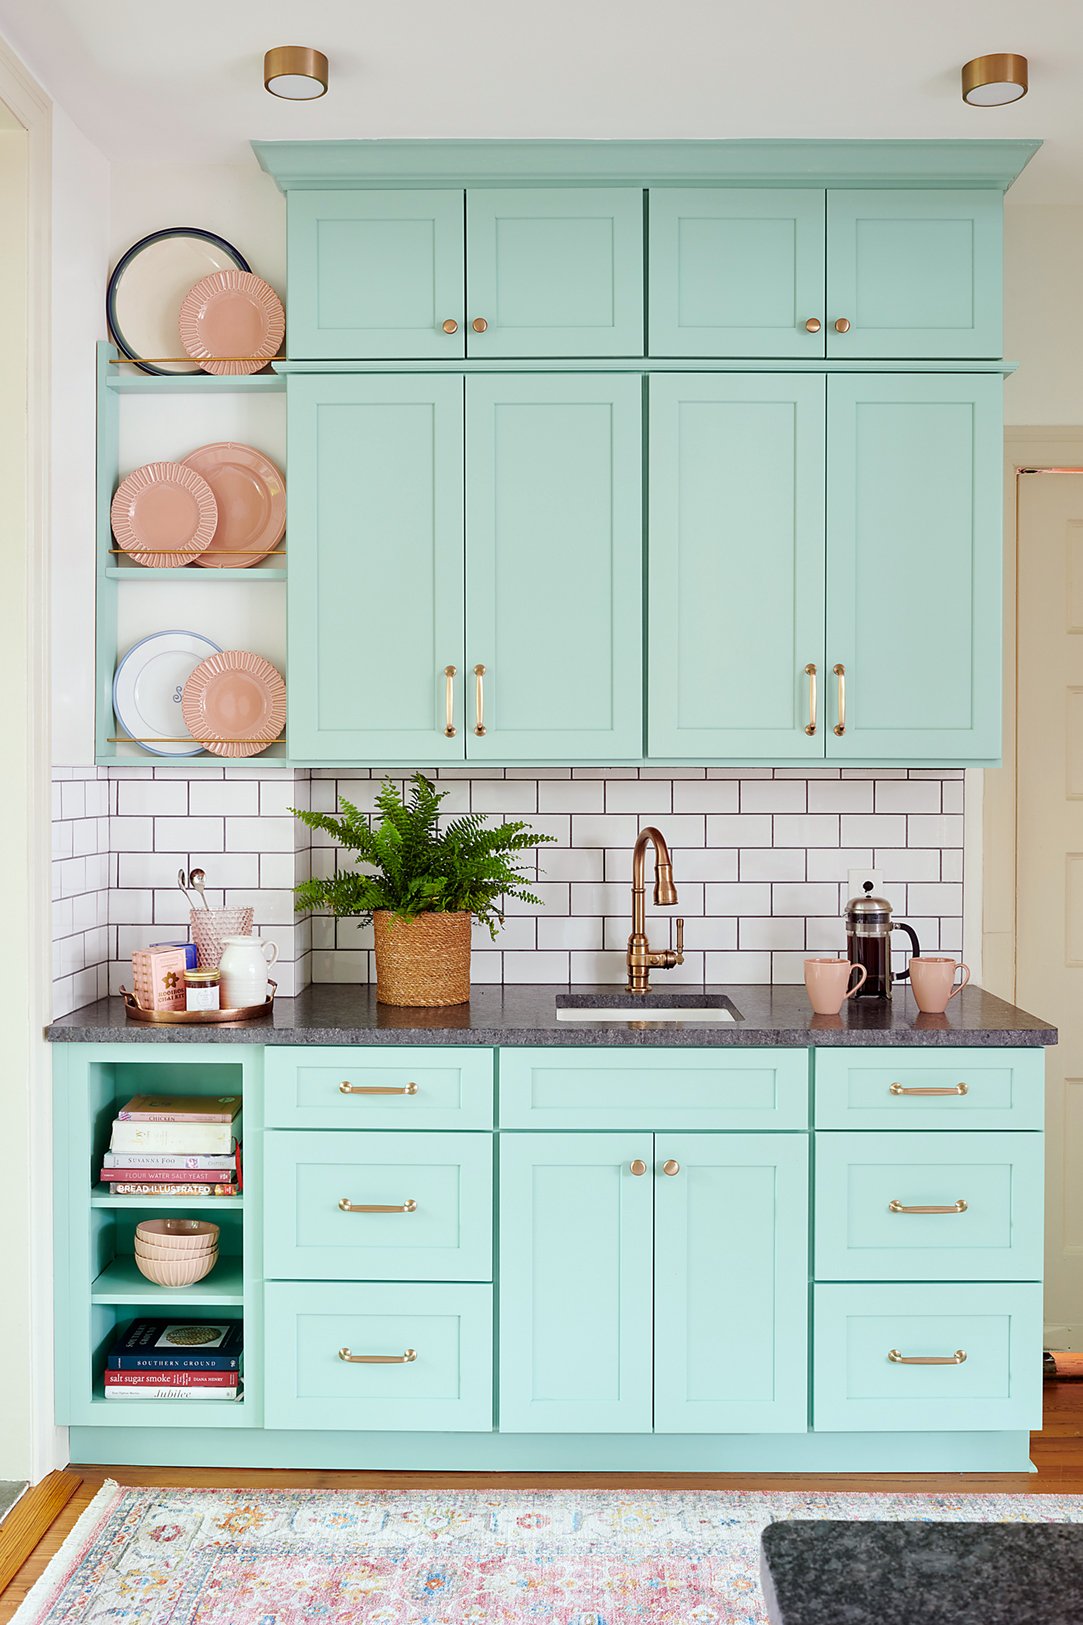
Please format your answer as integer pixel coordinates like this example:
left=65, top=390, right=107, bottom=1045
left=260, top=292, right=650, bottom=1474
left=833, top=663, right=846, bottom=735
left=662, top=1159, right=680, bottom=1177
left=889, top=1198, right=968, bottom=1215
left=804, top=317, right=822, bottom=333
left=804, top=662, right=817, bottom=735
left=339, top=1197, right=418, bottom=1213
left=443, top=664, right=457, bottom=737
left=834, top=316, right=851, bottom=333
left=339, top=1081, right=418, bottom=1096
left=472, top=316, right=489, bottom=333
left=473, top=663, right=487, bottom=735
left=888, top=1348, right=967, bottom=1366
left=890, top=1082, right=968, bottom=1097
left=339, top=1347, right=417, bottom=1364
left=441, top=318, right=459, bottom=334
left=629, top=1159, right=647, bottom=1176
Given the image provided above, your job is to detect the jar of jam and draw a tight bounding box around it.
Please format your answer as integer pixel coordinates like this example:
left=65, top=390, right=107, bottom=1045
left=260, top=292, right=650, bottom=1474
left=184, top=967, right=221, bottom=1012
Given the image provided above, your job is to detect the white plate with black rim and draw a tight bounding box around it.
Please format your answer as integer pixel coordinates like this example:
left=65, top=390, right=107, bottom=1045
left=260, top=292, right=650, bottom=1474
left=107, top=228, right=251, bottom=376
left=113, top=630, right=223, bottom=757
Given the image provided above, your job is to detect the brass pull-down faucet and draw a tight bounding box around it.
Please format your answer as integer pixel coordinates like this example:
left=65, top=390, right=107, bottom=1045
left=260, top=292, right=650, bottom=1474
left=626, top=826, right=684, bottom=994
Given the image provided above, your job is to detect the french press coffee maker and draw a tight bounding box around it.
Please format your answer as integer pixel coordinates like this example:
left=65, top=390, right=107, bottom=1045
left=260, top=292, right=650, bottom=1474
left=843, top=883, right=921, bottom=999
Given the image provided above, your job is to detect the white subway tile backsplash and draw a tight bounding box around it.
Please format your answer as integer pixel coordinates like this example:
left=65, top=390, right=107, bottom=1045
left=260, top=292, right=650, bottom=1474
left=116, top=780, right=188, bottom=817
left=739, top=849, right=806, bottom=882
left=806, top=779, right=874, bottom=814
left=840, top=814, right=908, bottom=849
left=907, top=815, right=964, bottom=848
left=538, top=779, right=606, bottom=813
left=706, top=814, right=773, bottom=848
left=155, top=816, right=224, bottom=852
left=771, top=882, right=840, bottom=917
left=224, top=816, right=294, bottom=852
left=739, top=916, right=804, bottom=951
left=188, top=779, right=260, bottom=816
left=773, top=814, right=840, bottom=848
left=604, top=779, right=672, bottom=813
left=740, top=779, right=807, bottom=812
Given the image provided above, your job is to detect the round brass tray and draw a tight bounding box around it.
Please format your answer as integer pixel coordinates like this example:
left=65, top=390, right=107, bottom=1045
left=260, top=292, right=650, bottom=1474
left=119, top=981, right=276, bottom=1024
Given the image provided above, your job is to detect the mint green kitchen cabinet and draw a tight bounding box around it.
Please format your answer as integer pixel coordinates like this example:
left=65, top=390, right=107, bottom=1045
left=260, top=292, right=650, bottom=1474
left=286, top=374, right=466, bottom=762
left=826, top=191, right=1002, bottom=360
left=286, top=189, right=466, bottom=359
left=647, top=374, right=827, bottom=759
left=653, top=1133, right=809, bottom=1433
left=825, top=373, right=1002, bottom=760
left=465, top=188, right=644, bottom=357
left=648, top=188, right=827, bottom=358
left=465, top=375, right=643, bottom=759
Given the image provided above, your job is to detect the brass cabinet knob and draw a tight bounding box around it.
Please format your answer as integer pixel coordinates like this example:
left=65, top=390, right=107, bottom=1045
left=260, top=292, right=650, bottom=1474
left=804, top=317, right=822, bottom=333
left=662, top=1159, right=680, bottom=1177
left=471, top=316, right=489, bottom=333
left=629, top=1159, right=647, bottom=1176
left=441, top=318, right=459, bottom=334
left=834, top=317, right=851, bottom=334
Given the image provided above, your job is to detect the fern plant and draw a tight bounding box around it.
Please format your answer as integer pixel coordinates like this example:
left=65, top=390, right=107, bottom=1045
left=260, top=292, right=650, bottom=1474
left=291, top=773, right=556, bottom=939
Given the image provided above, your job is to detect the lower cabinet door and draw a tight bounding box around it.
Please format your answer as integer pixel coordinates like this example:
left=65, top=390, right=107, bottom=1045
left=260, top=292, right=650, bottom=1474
left=263, top=1131, right=493, bottom=1282
left=498, top=1133, right=653, bottom=1433
left=265, top=1282, right=493, bottom=1432
left=653, top=1133, right=809, bottom=1433
left=813, top=1283, right=1043, bottom=1433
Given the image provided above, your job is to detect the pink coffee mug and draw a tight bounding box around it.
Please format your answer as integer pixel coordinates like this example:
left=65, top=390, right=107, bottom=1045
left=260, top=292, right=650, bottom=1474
left=804, top=957, right=868, bottom=1015
left=909, top=956, right=970, bottom=1014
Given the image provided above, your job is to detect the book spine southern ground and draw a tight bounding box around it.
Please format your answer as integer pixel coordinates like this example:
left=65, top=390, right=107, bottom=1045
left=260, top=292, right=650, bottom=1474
left=103, top=1385, right=240, bottom=1400
left=109, top=1122, right=235, bottom=1155
left=116, top=1094, right=241, bottom=1124
left=104, top=1369, right=238, bottom=1388
left=107, top=1351, right=241, bottom=1371
left=108, top=1182, right=239, bottom=1196
left=102, top=1152, right=235, bottom=1170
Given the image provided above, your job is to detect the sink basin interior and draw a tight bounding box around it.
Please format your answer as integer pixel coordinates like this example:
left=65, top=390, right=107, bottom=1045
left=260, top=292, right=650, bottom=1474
left=556, top=994, right=742, bottom=1024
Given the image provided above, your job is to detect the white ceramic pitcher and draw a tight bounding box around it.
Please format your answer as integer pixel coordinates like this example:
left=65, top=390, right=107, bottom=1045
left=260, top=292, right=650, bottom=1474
left=218, top=935, right=278, bottom=1009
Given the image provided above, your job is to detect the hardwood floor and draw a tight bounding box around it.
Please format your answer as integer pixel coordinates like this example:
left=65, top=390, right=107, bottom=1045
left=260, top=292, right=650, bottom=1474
left=4, top=1360, right=1083, bottom=1622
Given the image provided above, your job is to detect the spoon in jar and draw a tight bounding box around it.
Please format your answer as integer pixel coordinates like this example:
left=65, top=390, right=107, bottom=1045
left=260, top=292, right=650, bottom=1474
left=188, top=867, right=212, bottom=910
left=177, top=868, right=197, bottom=908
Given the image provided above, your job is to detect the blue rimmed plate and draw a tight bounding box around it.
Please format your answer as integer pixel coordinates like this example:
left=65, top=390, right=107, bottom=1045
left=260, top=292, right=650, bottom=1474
left=113, top=630, right=223, bottom=757
left=107, top=228, right=252, bottom=376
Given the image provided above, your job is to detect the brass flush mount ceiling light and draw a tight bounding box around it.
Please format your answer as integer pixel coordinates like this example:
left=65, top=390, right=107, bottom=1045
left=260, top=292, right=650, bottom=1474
left=264, top=46, right=329, bottom=100
left=961, top=53, right=1028, bottom=106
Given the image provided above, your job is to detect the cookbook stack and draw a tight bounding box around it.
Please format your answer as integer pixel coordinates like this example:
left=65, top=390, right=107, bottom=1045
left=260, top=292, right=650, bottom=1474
left=105, top=1317, right=243, bottom=1401
left=100, top=1094, right=241, bottom=1196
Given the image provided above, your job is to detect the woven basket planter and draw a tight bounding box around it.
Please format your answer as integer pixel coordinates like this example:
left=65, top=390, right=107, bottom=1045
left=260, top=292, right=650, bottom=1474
left=371, top=910, right=472, bottom=1007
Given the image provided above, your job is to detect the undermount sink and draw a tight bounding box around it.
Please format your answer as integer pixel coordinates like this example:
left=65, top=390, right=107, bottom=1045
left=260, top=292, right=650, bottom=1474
left=555, top=993, right=742, bottom=1025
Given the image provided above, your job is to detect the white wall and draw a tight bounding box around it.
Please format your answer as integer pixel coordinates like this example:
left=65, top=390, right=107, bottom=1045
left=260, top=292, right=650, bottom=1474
left=1004, top=203, right=1083, bottom=426
left=109, top=160, right=284, bottom=295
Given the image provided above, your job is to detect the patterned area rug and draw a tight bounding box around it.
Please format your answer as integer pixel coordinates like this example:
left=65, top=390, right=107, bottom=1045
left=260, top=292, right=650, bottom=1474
left=13, top=1483, right=1083, bottom=1624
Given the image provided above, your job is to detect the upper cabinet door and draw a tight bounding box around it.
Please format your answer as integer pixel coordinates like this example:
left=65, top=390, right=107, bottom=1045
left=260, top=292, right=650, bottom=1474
left=826, top=190, right=1002, bottom=359
left=648, top=188, right=826, bottom=357
left=465, top=188, right=644, bottom=357
left=465, top=375, right=643, bottom=759
left=287, top=189, right=465, bottom=359
left=826, top=374, right=1003, bottom=761
left=287, top=375, right=466, bottom=762
left=648, top=374, right=827, bottom=760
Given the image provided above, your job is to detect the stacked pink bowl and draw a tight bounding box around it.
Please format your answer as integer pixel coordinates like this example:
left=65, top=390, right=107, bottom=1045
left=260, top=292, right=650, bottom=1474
left=134, top=1217, right=219, bottom=1288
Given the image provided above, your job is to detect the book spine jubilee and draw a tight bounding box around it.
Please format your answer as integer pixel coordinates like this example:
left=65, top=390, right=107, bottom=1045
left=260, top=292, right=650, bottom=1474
left=99, top=1167, right=230, bottom=1184
left=103, top=1386, right=240, bottom=1400
left=107, top=1354, right=240, bottom=1371
left=102, top=1152, right=235, bottom=1170
left=109, top=1182, right=239, bottom=1196
left=104, top=1369, right=237, bottom=1388
left=109, top=1125, right=234, bottom=1154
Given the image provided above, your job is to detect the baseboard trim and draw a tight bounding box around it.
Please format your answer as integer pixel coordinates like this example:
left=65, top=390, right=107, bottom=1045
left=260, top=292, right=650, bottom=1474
left=0, top=1469, right=82, bottom=1600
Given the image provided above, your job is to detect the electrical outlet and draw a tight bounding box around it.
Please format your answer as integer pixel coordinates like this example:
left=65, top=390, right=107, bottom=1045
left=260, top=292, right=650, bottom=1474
left=847, top=867, right=883, bottom=903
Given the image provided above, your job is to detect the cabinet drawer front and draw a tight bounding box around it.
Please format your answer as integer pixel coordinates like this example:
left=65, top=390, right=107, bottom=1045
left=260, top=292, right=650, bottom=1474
left=265, top=1281, right=493, bottom=1431
left=499, top=1047, right=809, bottom=1129
left=814, top=1131, right=1043, bottom=1282
left=815, top=1047, right=1044, bottom=1130
left=813, top=1283, right=1042, bottom=1432
left=264, top=1047, right=494, bottom=1129
left=264, top=1131, right=493, bottom=1281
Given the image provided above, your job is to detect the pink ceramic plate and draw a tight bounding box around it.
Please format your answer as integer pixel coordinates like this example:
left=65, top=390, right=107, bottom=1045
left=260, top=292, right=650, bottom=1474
left=110, top=461, right=217, bottom=567
left=182, top=442, right=286, bottom=568
left=178, top=270, right=285, bottom=375
left=181, top=650, right=286, bottom=758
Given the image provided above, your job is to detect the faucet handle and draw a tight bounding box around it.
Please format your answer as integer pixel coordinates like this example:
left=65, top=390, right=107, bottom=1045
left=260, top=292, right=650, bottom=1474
left=675, top=918, right=684, bottom=964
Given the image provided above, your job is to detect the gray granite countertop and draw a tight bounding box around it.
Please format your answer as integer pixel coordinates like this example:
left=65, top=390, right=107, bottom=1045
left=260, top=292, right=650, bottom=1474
left=760, top=1519, right=1083, bottom=1624
left=46, top=982, right=1057, bottom=1046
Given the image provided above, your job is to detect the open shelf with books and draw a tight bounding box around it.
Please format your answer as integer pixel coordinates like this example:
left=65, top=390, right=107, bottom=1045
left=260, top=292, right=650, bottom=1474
left=55, top=1043, right=264, bottom=1430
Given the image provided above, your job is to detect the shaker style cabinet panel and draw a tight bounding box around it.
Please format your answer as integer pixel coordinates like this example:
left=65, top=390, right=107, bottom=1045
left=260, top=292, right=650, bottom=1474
left=647, top=375, right=826, bottom=759
left=653, top=1133, right=809, bottom=1434
left=465, top=188, right=644, bottom=357
left=286, top=189, right=466, bottom=359
left=466, top=375, right=643, bottom=759
left=498, top=1133, right=654, bottom=1434
left=826, top=190, right=1003, bottom=359
left=648, top=188, right=827, bottom=358
left=287, top=375, right=466, bottom=761
left=825, top=374, right=1002, bottom=760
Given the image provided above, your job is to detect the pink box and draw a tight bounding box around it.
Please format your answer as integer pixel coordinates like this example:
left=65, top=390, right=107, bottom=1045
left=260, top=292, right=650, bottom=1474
left=131, top=947, right=189, bottom=1012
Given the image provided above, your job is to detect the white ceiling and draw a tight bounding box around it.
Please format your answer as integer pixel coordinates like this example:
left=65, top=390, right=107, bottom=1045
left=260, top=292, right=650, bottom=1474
left=0, top=0, right=1077, bottom=201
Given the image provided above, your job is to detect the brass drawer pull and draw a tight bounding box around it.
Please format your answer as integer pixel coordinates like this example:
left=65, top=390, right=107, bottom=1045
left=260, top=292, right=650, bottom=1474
left=833, top=663, right=846, bottom=735
left=473, top=664, right=487, bottom=735
left=804, top=662, right=817, bottom=735
left=890, top=1082, right=968, bottom=1097
left=889, top=1198, right=968, bottom=1215
left=339, top=1081, right=418, bottom=1096
left=339, top=1347, right=417, bottom=1364
left=443, top=665, right=457, bottom=737
left=888, top=1348, right=967, bottom=1366
left=339, top=1197, right=417, bottom=1213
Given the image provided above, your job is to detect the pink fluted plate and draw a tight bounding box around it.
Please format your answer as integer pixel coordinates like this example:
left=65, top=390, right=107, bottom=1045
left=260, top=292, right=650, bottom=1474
left=178, top=270, right=284, bottom=375
left=110, top=461, right=217, bottom=567
left=182, top=442, right=285, bottom=567
left=181, top=650, right=286, bottom=758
